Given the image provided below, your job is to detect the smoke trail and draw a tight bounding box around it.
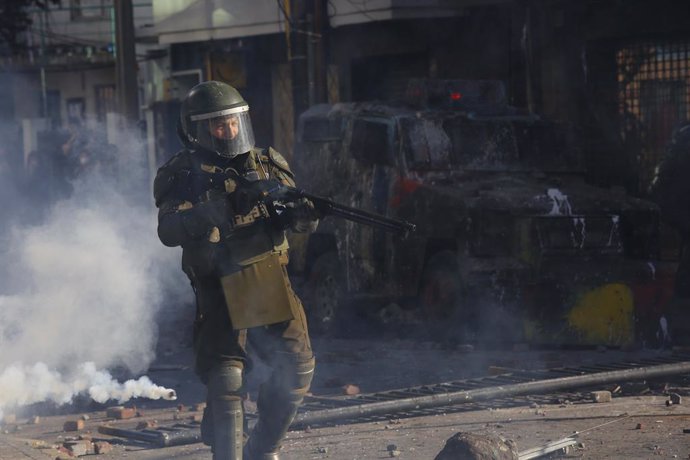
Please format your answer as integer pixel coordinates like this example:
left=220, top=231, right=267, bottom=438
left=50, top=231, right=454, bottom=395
left=0, top=362, right=176, bottom=421
left=0, top=120, right=191, bottom=420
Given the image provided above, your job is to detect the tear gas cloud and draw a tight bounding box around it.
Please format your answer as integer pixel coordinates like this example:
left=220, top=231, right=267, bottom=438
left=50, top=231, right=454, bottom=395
left=0, top=119, right=190, bottom=420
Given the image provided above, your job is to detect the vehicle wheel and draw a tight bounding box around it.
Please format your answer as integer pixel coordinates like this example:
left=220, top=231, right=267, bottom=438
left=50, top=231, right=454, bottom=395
left=419, top=250, right=462, bottom=321
left=302, top=251, right=345, bottom=335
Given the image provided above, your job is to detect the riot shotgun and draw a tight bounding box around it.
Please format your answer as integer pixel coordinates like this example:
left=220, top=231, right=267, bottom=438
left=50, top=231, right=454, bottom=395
left=223, top=177, right=417, bottom=237
left=278, top=186, right=417, bottom=236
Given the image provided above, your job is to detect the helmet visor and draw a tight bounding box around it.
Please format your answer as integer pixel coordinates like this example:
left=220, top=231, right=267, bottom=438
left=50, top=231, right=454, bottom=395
left=190, top=106, right=255, bottom=158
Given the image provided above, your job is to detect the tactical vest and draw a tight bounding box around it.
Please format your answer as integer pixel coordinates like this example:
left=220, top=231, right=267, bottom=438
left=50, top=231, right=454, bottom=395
left=178, top=147, right=291, bottom=280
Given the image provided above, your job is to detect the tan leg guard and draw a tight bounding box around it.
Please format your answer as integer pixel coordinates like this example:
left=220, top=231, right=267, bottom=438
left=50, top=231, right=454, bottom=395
left=207, top=365, right=245, bottom=460
left=245, top=353, right=315, bottom=459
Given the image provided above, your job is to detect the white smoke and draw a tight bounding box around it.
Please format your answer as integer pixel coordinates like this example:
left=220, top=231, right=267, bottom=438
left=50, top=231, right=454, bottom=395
left=0, top=120, right=191, bottom=421
left=0, top=362, right=176, bottom=421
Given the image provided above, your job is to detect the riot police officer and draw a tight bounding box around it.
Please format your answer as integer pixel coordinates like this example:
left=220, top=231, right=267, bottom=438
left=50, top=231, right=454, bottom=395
left=154, top=81, right=317, bottom=459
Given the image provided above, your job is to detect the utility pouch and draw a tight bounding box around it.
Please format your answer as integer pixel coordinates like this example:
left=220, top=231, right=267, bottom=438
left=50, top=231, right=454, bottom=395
left=220, top=252, right=296, bottom=330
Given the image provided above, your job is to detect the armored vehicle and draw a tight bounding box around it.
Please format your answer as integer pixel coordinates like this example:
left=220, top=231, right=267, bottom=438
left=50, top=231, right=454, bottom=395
left=290, top=79, right=673, bottom=346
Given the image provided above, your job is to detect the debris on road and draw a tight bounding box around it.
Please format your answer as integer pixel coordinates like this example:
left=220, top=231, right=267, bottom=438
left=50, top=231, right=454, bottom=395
left=434, top=432, right=518, bottom=460
left=591, top=391, right=612, bottom=403
left=518, top=436, right=578, bottom=460
left=105, top=406, right=137, bottom=420
left=63, top=420, right=84, bottom=432
left=387, top=443, right=401, bottom=457
left=342, top=384, right=360, bottom=395
left=93, top=441, right=113, bottom=454
left=63, top=439, right=91, bottom=456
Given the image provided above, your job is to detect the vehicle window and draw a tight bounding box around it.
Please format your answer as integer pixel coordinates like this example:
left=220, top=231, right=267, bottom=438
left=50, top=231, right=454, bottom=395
left=301, top=117, right=343, bottom=142
left=442, top=119, right=518, bottom=168
left=350, top=119, right=391, bottom=164
left=401, top=118, right=451, bottom=170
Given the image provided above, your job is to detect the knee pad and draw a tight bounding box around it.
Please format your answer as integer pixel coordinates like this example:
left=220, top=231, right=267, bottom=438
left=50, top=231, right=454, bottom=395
left=269, top=352, right=315, bottom=399
left=207, top=364, right=244, bottom=401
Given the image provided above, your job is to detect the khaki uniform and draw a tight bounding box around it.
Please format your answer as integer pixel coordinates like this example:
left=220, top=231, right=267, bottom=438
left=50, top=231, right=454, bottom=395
left=154, top=146, right=315, bottom=459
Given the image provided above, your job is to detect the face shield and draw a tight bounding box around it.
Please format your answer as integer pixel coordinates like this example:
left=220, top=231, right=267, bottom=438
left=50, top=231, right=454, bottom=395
left=189, top=105, right=255, bottom=159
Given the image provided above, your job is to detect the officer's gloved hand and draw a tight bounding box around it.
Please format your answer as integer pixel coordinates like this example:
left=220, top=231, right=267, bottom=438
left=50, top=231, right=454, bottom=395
left=181, top=196, right=231, bottom=239
left=281, top=198, right=320, bottom=233
left=233, top=179, right=286, bottom=215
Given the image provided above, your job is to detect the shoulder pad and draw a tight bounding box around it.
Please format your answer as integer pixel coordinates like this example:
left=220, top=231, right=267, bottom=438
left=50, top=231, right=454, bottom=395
left=263, top=147, right=294, bottom=177
left=153, top=150, right=192, bottom=206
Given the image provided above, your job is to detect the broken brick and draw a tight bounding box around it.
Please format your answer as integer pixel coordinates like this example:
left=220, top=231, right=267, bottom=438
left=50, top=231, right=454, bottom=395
left=342, top=384, right=360, bottom=395
left=63, top=420, right=85, bottom=432
left=136, top=420, right=158, bottom=429
left=105, top=406, right=136, bottom=420
left=94, top=441, right=113, bottom=454
left=590, top=391, right=612, bottom=403
left=56, top=446, right=75, bottom=458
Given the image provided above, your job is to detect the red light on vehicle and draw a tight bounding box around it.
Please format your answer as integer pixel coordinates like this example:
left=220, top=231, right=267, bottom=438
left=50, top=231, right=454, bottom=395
left=450, top=92, right=462, bottom=101
left=390, top=177, right=422, bottom=208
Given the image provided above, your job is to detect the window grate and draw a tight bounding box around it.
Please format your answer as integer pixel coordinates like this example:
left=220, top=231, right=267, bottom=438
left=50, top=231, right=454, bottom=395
left=616, top=40, right=690, bottom=191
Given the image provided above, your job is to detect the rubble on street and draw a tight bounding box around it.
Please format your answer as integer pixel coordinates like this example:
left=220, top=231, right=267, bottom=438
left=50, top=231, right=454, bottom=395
left=1, top=339, right=690, bottom=459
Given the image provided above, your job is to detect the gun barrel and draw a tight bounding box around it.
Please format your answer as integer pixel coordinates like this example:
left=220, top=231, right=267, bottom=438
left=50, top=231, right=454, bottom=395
left=287, top=188, right=416, bottom=235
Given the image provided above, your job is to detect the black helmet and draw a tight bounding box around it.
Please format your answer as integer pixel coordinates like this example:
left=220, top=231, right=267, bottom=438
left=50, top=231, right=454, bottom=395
left=179, top=81, right=255, bottom=158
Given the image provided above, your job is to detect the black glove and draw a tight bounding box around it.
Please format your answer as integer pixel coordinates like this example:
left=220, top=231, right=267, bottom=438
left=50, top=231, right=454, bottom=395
left=232, top=179, right=286, bottom=215
left=181, top=196, right=231, bottom=239
left=280, top=198, right=320, bottom=233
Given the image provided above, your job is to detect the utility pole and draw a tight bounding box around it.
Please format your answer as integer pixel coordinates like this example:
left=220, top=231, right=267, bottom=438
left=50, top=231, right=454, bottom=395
left=114, top=0, right=139, bottom=123
left=290, top=0, right=328, bottom=125
left=290, top=0, right=310, bottom=123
